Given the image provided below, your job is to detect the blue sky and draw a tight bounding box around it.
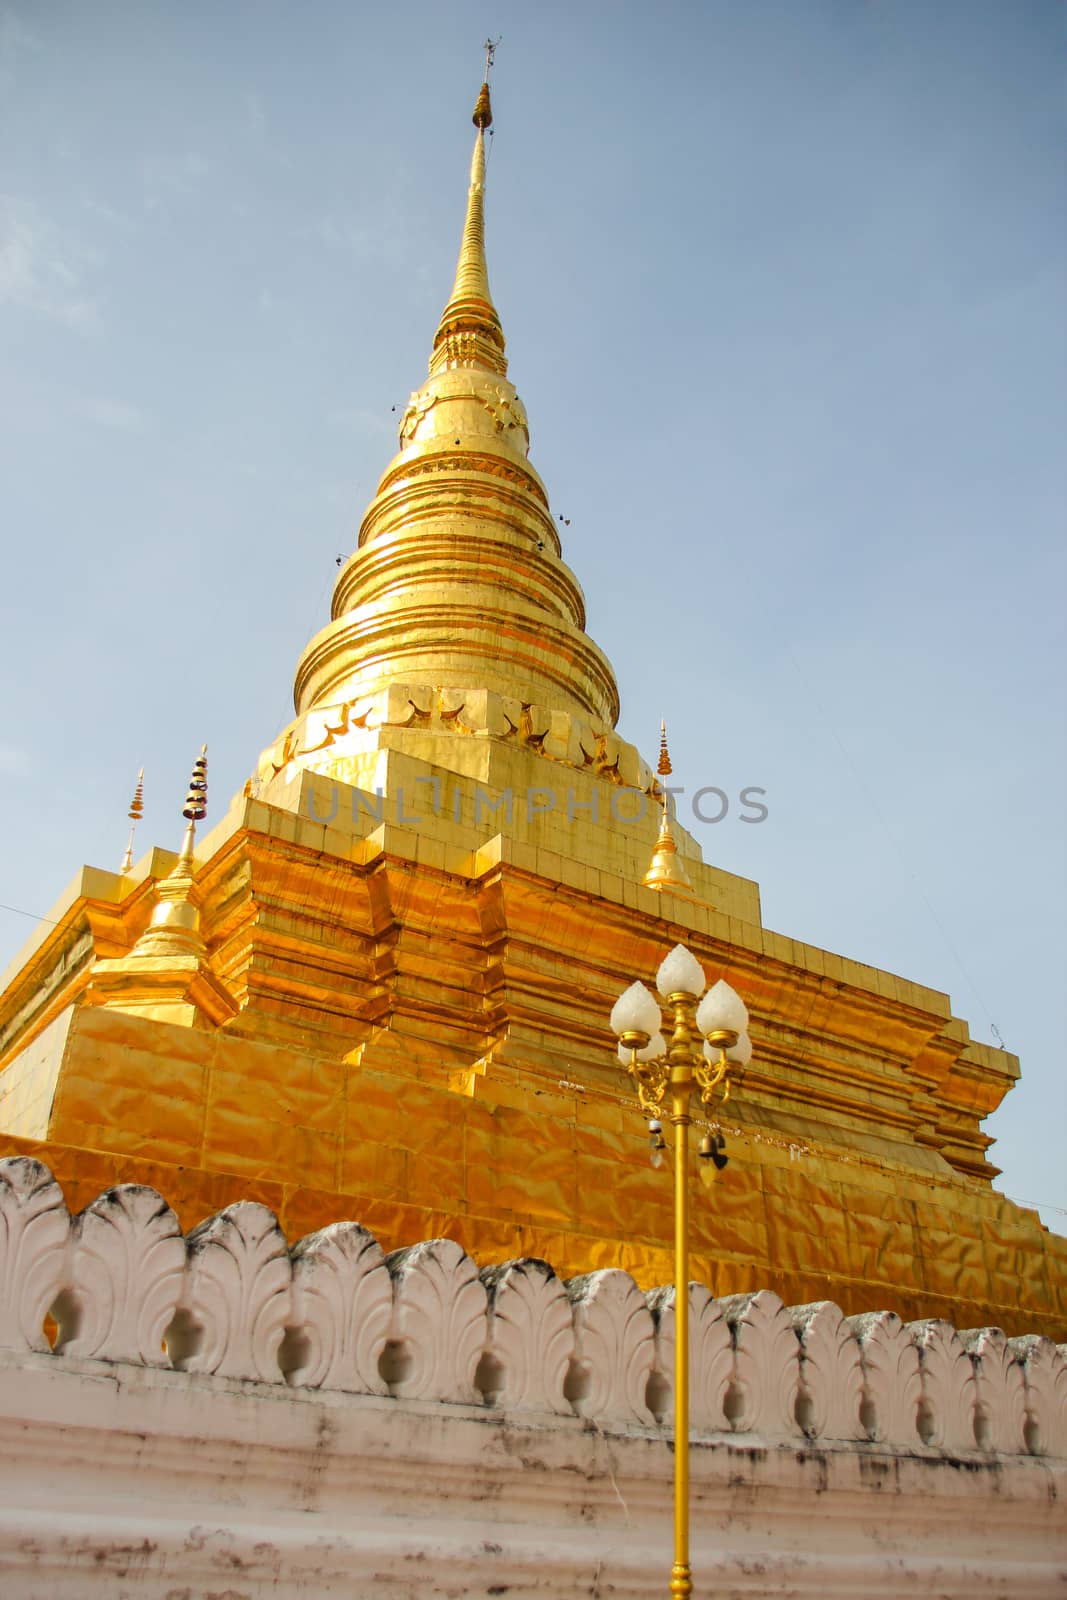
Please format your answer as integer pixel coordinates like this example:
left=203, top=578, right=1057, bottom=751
left=1, top=2, right=1063, bottom=1234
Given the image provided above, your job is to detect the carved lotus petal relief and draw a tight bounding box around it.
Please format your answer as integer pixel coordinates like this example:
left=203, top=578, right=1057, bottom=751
left=56, top=1184, right=185, bottom=1365
left=0, top=1157, right=69, bottom=1353
left=170, top=1202, right=292, bottom=1383
left=384, top=1238, right=487, bottom=1404
left=480, top=1257, right=574, bottom=1414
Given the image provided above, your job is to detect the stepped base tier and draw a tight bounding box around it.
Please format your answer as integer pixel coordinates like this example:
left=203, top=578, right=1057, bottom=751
left=2, top=752, right=1063, bottom=1338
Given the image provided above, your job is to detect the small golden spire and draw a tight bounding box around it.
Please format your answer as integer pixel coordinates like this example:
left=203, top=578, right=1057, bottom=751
left=430, top=64, right=507, bottom=377
left=176, top=745, right=208, bottom=870
left=127, top=744, right=209, bottom=959
left=119, top=767, right=145, bottom=874
left=643, top=804, right=694, bottom=894
left=643, top=721, right=693, bottom=895
left=90, top=739, right=236, bottom=1025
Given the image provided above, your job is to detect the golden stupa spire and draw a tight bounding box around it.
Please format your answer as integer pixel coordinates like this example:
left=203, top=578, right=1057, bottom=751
left=132, top=746, right=209, bottom=957
left=287, top=56, right=620, bottom=753
left=119, top=767, right=145, bottom=874
left=430, top=49, right=507, bottom=377
left=643, top=721, right=694, bottom=895
left=90, top=743, right=236, bottom=1026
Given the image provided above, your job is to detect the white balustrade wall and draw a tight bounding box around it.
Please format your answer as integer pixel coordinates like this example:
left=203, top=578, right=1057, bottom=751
left=1, top=1154, right=1064, bottom=1598
left=2, top=1155, right=1063, bottom=1454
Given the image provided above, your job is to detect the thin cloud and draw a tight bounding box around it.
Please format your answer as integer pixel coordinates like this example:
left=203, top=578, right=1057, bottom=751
left=0, top=744, right=30, bottom=778
left=139, top=151, right=213, bottom=218
left=242, top=90, right=268, bottom=143
left=312, top=208, right=420, bottom=271
left=0, top=197, right=100, bottom=331
left=238, top=89, right=292, bottom=169
left=79, top=191, right=141, bottom=231
left=79, top=396, right=148, bottom=433
left=0, top=10, right=40, bottom=89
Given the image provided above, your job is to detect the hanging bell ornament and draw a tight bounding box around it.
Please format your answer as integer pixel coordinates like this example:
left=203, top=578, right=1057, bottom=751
left=698, top=1131, right=729, bottom=1187
left=648, top=1118, right=666, bottom=1169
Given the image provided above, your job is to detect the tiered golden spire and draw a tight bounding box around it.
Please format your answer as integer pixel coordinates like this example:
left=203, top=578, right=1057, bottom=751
left=119, top=768, right=145, bottom=874
left=290, top=64, right=620, bottom=735
left=643, top=722, right=694, bottom=895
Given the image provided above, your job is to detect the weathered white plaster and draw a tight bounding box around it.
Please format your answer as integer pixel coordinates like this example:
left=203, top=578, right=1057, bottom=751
left=1, top=1350, right=1063, bottom=1599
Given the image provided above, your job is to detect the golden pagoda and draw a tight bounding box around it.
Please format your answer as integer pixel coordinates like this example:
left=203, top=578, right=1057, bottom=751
left=0, top=77, right=1062, bottom=1340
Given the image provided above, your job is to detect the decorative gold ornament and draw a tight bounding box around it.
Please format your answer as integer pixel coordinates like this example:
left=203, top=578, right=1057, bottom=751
left=643, top=723, right=693, bottom=895
left=119, top=767, right=145, bottom=874
left=472, top=81, right=492, bottom=131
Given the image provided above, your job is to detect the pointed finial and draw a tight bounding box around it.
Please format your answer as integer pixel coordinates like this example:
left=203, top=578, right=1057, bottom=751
left=176, top=745, right=208, bottom=869
left=183, top=745, right=208, bottom=822
left=429, top=63, right=507, bottom=377
left=119, top=767, right=145, bottom=874
left=473, top=37, right=499, bottom=128
left=657, top=719, right=672, bottom=779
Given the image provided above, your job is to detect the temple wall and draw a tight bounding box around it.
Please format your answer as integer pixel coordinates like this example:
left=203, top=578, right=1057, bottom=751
left=0, top=1156, right=1064, bottom=1598
left=5, top=782, right=1063, bottom=1336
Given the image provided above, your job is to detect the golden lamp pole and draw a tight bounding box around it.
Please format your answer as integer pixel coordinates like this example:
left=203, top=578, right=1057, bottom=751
left=609, top=944, right=752, bottom=1600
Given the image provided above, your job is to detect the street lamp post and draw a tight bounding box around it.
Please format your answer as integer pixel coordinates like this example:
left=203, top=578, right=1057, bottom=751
left=609, top=943, right=752, bottom=1600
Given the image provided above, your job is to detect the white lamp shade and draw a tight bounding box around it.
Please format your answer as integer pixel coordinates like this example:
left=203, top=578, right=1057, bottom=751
left=618, top=1032, right=667, bottom=1065
left=695, top=978, right=749, bottom=1037
left=656, top=943, right=705, bottom=1000
left=610, top=980, right=661, bottom=1039
left=727, top=1031, right=752, bottom=1067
